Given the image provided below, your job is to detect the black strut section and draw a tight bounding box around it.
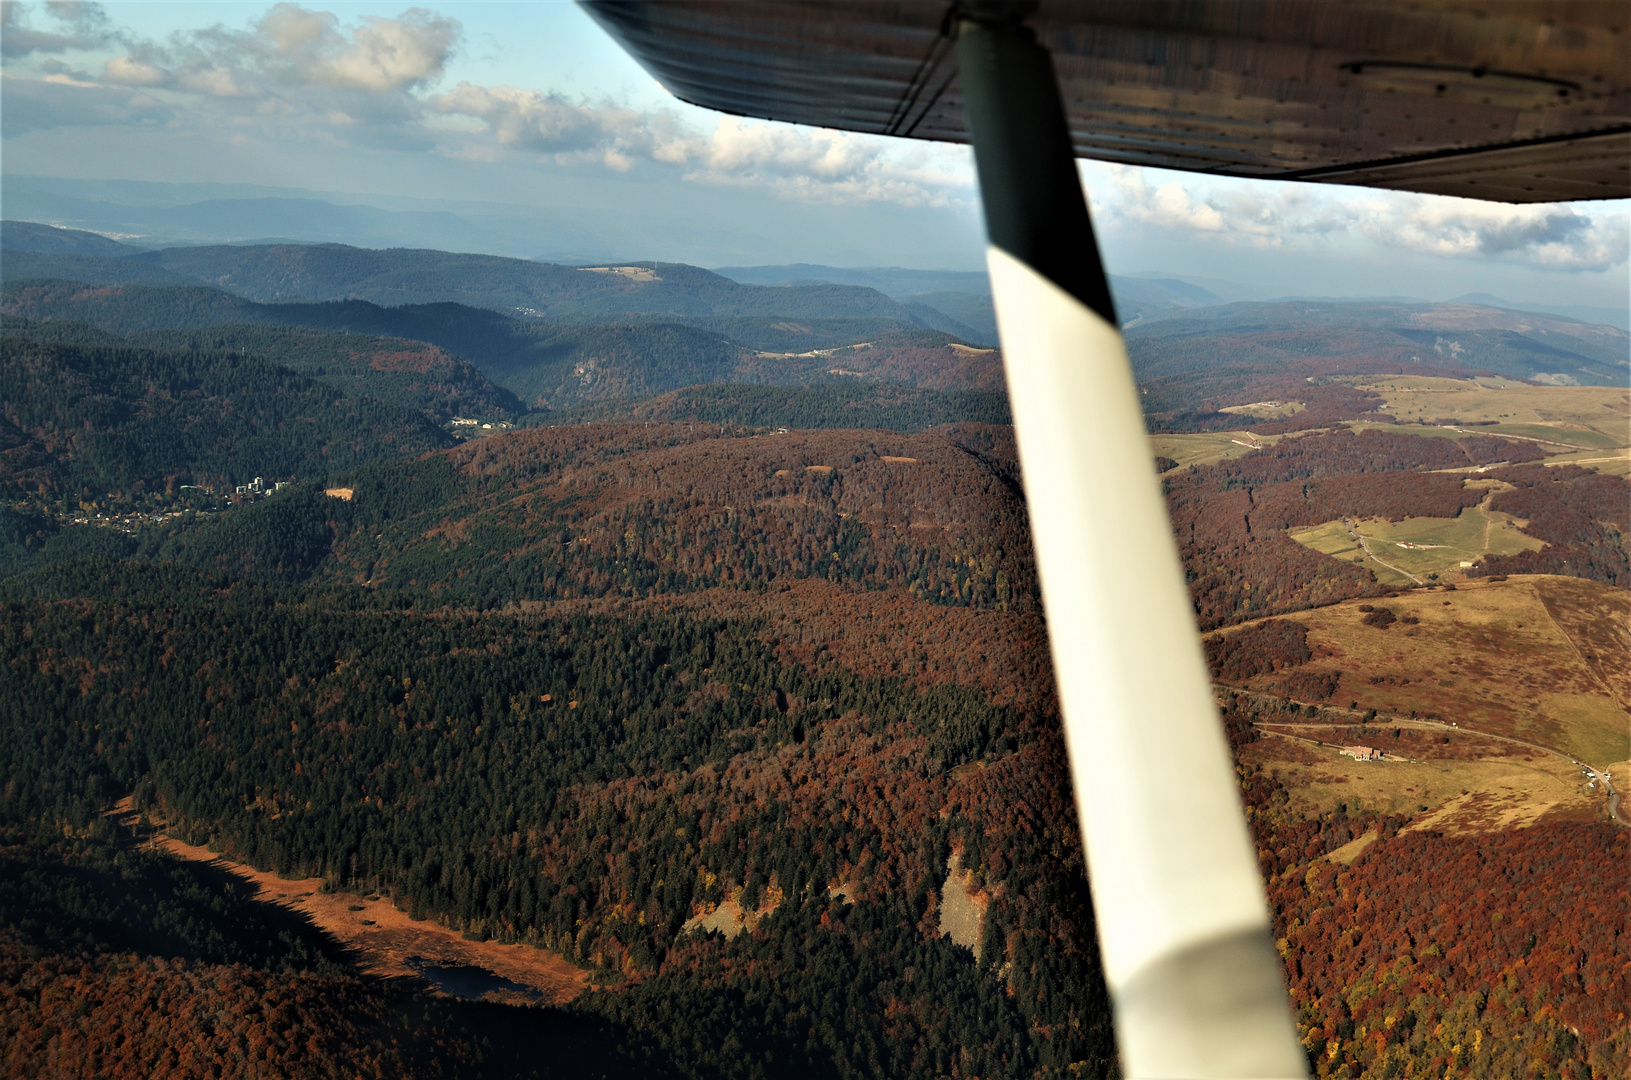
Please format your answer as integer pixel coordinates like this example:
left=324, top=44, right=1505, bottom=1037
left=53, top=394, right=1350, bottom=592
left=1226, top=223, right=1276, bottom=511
left=954, top=19, right=1118, bottom=327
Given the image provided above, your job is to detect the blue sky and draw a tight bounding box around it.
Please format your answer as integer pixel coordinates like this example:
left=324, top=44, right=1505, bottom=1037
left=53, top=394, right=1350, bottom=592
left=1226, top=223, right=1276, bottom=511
left=3, top=1, right=1628, bottom=307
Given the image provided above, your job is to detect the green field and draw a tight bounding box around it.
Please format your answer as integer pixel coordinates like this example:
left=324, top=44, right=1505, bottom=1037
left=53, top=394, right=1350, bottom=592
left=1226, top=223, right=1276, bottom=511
left=1288, top=504, right=1543, bottom=584
left=1218, top=400, right=1306, bottom=421
left=1147, top=430, right=1287, bottom=469
left=1476, top=423, right=1623, bottom=449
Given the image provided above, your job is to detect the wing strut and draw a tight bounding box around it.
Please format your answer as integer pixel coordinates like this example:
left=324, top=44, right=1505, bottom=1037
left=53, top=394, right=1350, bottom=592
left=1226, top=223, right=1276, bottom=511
left=955, top=19, right=1309, bottom=1080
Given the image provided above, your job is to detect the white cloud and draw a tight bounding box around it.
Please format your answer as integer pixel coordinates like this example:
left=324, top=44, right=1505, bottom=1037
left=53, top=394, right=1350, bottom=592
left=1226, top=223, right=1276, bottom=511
left=1349, top=198, right=1629, bottom=270
left=252, top=3, right=458, bottom=92
left=102, top=54, right=163, bottom=86
left=1091, top=164, right=1629, bottom=272
left=97, top=3, right=457, bottom=98
left=427, top=86, right=974, bottom=206
left=428, top=82, right=639, bottom=154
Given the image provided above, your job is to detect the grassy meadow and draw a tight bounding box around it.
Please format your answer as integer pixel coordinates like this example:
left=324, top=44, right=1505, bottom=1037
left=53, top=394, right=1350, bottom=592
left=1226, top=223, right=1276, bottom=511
left=1239, top=729, right=1600, bottom=831
left=1147, top=430, right=1286, bottom=469
left=1219, top=576, right=1630, bottom=767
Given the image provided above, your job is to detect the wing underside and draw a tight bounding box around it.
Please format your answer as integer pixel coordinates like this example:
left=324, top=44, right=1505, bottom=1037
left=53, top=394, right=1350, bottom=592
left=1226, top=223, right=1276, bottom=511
left=585, top=0, right=1630, bottom=203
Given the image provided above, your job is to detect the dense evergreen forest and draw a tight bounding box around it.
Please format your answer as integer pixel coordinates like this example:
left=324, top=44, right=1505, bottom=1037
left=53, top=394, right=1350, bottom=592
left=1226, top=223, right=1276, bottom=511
left=0, top=562, right=1112, bottom=1078
left=0, top=331, right=454, bottom=498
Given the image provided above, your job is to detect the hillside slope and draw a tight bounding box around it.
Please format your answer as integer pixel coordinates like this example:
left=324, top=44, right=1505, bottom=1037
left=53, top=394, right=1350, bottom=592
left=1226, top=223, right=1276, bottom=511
left=0, top=333, right=453, bottom=498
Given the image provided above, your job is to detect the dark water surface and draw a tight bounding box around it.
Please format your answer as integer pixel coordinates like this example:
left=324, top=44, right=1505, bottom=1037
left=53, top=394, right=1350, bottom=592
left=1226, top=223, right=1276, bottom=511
left=405, top=956, right=544, bottom=1001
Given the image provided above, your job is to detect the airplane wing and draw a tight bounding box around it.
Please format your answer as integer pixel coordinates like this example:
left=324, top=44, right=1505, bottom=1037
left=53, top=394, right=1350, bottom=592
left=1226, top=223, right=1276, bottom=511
left=585, top=0, right=1628, bottom=203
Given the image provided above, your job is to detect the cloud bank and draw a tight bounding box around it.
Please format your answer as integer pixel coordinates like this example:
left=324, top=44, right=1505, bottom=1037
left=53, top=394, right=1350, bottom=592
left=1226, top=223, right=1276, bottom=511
left=1094, top=165, right=1628, bottom=272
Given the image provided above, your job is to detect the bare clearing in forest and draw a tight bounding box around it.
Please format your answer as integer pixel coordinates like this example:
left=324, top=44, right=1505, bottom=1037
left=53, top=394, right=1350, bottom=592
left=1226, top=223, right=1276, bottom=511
left=146, top=826, right=586, bottom=1006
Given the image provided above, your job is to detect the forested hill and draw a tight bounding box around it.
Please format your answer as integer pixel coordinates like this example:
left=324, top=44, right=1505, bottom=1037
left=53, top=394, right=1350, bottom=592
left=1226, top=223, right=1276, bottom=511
left=0, top=330, right=454, bottom=499
left=0, top=219, right=142, bottom=257
left=4, top=315, right=523, bottom=424
left=159, top=423, right=1038, bottom=609
left=0, top=242, right=916, bottom=320
left=1, top=280, right=998, bottom=414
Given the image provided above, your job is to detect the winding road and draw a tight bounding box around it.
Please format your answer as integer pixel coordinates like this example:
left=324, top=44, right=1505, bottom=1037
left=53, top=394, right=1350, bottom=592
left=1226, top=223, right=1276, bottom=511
left=1341, top=517, right=1424, bottom=584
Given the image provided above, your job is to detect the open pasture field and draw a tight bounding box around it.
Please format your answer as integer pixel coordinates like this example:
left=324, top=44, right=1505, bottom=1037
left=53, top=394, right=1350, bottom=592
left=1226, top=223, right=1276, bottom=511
left=1239, top=726, right=1601, bottom=831
left=1288, top=501, right=1544, bottom=584
left=1215, top=576, right=1630, bottom=768
left=1147, top=429, right=1286, bottom=469
left=1346, top=419, right=1618, bottom=453
left=1218, top=400, right=1306, bottom=420
left=1343, top=375, right=1628, bottom=450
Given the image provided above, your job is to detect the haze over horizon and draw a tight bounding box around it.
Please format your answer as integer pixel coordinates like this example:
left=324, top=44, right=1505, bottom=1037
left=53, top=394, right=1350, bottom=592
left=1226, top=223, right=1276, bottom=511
left=2, top=0, right=1628, bottom=309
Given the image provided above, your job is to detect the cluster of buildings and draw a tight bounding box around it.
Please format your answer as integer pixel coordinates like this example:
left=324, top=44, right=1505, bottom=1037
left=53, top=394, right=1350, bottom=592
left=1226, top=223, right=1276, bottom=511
left=449, top=417, right=515, bottom=436
left=234, top=477, right=291, bottom=497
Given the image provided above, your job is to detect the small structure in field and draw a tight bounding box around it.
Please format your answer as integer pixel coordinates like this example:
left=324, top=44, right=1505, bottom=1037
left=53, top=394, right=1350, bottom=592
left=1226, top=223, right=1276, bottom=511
left=1341, top=745, right=1384, bottom=762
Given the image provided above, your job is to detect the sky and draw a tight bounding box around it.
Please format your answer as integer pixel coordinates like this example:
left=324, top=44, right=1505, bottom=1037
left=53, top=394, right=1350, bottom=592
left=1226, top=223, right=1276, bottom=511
left=2, top=0, right=1629, bottom=307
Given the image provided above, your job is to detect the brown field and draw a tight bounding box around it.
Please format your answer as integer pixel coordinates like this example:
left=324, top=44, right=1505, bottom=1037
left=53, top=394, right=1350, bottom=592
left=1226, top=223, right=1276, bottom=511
left=1542, top=447, right=1631, bottom=476
left=146, top=824, right=586, bottom=1005
left=1241, top=725, right=1603, bottom=831
left=1217, top=575, right=1629, bottom=769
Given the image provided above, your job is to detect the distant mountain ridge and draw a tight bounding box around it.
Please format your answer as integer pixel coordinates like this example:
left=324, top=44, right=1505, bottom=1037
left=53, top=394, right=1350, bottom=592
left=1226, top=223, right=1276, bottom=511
left=0, top=236, right=918, bottom=320
left=1450, top=293, right=1630, bottom=333
left=5, top=235, right=1626, bottom=400
left=1124, top=299, right=1629, bottom=386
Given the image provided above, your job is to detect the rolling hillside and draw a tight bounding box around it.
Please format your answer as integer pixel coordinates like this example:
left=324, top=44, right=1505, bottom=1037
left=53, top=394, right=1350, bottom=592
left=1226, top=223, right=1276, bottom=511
left=1, top=280, right=998, bottom=414
left=0, top=331, right=454, bottom=497
left=3, top=402, right=1627, bottom=1080
left=0, top=220, right=143, bottom=256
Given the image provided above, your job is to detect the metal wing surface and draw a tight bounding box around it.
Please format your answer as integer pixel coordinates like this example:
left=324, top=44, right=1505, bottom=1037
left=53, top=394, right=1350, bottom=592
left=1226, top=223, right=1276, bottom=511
left=584, top=0, right=1630, bottom=203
